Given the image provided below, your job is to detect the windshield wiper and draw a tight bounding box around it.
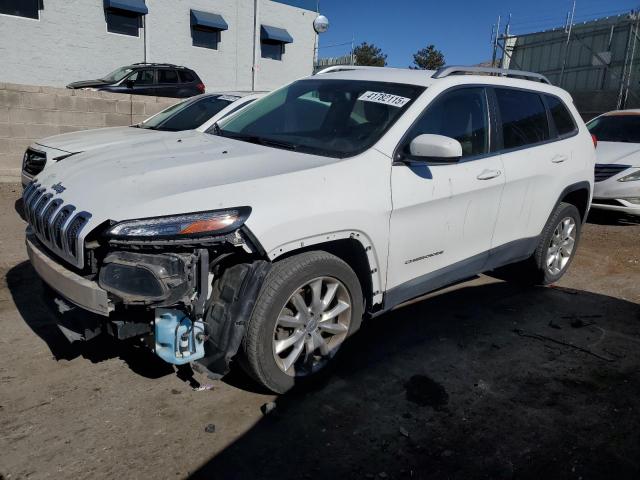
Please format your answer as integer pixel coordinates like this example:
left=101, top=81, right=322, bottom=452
left=222, top=132, right=298, bottom=151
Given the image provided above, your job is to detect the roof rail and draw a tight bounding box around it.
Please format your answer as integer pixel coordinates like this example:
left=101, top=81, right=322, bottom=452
left=131, top=62, right=184, bottom=68
left=432, top=66, right=551, bottom=84
left=315, top=65, right=382, bottom=75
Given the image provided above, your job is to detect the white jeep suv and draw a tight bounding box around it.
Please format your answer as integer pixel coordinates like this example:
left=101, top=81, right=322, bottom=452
left=23, top=66, right=595, bottom=393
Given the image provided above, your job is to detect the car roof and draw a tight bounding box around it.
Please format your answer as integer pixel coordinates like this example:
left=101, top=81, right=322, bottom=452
left=312, top=66, right=571, bottom=99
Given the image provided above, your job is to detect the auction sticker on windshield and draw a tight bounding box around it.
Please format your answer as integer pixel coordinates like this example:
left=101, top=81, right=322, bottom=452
left=358, top=91, right=411, bottom=108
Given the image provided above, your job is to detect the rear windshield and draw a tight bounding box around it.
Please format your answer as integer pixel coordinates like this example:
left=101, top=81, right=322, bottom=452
left=587, top=115, right=640, bottom=143
left=140, top=96, right=236, bottom=131
left=215, top=79, right=425, bottom=158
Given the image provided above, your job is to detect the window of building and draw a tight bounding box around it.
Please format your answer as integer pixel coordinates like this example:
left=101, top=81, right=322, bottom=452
left=104, top=0, right=147, bottom=37
left=192, top=28, right=220, bottom=50
left=545, top=95, right=577, bottom=137
left=404, top=88, right=489, bottom=159
left=261, top=41, right=284, bottom=60
left=0, top=0, right=41, bottom=19
left=157, top=69, right=179, bottom=84
left=260, top=25, right=293, bottom=61
left=495, top=88, right=549, bottom=149
left=190, top=9, right=227, bottom=50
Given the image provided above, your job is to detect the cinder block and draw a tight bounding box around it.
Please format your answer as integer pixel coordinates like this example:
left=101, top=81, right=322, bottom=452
left=144, top=102, right=169, bottom=116
left=131, top=94, right=154, bottom=102
left=104, top=113, right=131, bottom=126
left=99, top=91, right=127, bottom=101
left=131, top=102, right=145, bottom=115
left=88, top=98, right=117, bottom=113
left=0, top=90, right=24, bottom=108
left=0, top=124, right=9, bottom=138
left=22, top=92, right=57, bottom=110
left=9, top=108, right=41, bottom=124
left=41, top=86, right=73, bottom=96
left=132, top=115, right=147, bottom=125
left=0, top=107, right=8, bottom=123
left=9, top=124, right=27, bottom=139
left=59, top=125, right=85, bottom=134
left=116, top=101, right=132, bottom=114
left=25, top=124, right=61, bottom=140
left=73, top=89, right=103, bottom=99
left=0, top=138, right=11, bottom=154
left=10, top=138, right=32, bottom=154
left=4, top=83, right=41, bottom=93
left=74, top=111, right=105, bottom=127
left=0, top=153, right=22, bottom=171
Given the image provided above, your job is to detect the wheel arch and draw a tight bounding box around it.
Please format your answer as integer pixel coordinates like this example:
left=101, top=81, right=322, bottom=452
left=267, top=231, right=384, bottom=310
left=558, top=181, right=591, bottom=222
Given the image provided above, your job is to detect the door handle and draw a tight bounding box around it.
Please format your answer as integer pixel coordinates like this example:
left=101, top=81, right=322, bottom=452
left=552, top=154, right=568, bottom=163
left=476, top=169, right=502, bottom=180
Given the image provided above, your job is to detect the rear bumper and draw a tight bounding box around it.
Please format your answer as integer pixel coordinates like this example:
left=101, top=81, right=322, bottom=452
left=26, top=234, right=112, bottom=316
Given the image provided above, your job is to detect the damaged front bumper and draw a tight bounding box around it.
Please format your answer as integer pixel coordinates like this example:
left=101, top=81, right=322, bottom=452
left=27, top=231, right=270, bottom=377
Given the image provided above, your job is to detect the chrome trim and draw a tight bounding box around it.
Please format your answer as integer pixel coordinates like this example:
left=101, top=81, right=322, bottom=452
left=26, top=235, right=111, bottom=316
left=22, top=182, right=91, bottom=268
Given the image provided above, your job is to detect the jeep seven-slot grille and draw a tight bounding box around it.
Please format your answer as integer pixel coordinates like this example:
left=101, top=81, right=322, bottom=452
left=23, top=182, right=91, bottom=268
left=594, top=164, right=631, bottom=182
left=23, top=148, right=47, bottom=176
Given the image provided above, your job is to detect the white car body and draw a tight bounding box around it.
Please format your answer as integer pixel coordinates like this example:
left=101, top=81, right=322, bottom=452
left=21, top=92, right=263, bottom=186
left=23, top=66, right=595, bottom=386
left=588, top=110, right=640, bottom=216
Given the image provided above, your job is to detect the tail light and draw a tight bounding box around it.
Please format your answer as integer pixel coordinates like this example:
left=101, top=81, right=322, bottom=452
left=591, top=134, right=598, bottom=148
left=196, top=82, right=205, bottom=94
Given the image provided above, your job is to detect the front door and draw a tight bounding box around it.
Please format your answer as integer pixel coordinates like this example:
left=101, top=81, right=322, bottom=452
left=386, top=87, right=505, bottom=306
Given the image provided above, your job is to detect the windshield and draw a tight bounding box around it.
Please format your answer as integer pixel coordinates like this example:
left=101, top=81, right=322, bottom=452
left=587, top=114, right=640, bottom=143
left=215, top=79, right=425, bottom=158
left=139, top=95, right=238, bottom=131
left=101, top=66, right=134, bottom=83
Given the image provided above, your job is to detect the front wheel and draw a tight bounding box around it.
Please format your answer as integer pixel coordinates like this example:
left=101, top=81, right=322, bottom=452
left=241, top=251, right=363, bottom=393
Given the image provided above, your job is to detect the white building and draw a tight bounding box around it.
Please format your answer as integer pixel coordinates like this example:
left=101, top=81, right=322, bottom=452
left=0, top=0, right=318, bottom=92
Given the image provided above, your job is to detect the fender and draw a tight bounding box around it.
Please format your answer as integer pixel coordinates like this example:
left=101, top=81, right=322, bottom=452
left=267, top=230, right=384, bottom=306
left=554, top=180, right=592, bottom=223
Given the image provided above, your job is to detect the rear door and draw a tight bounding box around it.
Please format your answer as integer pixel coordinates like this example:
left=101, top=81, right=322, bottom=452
left=157, top=69, right=182, bottom=97
left=386, top=86, right=505, bottom=304
left=489, top=88, right=579, bottom=257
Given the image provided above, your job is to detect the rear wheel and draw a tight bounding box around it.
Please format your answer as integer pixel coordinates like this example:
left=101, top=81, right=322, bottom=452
left=241, top=251, right=363, bottom=393
left=515, top=202, right=582, bottom=285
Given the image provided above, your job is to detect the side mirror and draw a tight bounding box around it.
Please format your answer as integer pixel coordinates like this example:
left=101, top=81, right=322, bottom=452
left=125, top=79, right=135, bottom=88
left=408, top=134, right=462, bottom=162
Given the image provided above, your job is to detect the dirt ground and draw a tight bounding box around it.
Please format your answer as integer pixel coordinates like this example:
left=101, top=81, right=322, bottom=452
left=1, top=181, right=639, bottom=480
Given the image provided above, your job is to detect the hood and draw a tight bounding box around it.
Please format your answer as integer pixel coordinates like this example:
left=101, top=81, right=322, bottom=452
left=595, top=141, right=640, bottom=167
left=37, top=126, right=154, bottom=154
left=66, top=79, right=111, bottom=89
left=35, top=131, right=338, bottom=225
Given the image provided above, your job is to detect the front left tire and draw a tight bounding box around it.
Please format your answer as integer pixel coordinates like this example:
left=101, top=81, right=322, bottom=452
left=240, top=251, right=364, bottom=394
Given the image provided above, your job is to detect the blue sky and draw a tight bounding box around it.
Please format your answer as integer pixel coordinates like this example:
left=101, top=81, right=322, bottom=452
left=316, top=0, right=640, bottom=67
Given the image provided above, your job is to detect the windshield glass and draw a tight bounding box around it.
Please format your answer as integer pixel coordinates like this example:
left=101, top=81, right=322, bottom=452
left=139, top=95, right=237, bottom=131
left=215, top=79, right=425, bottom=158
left=101, top=67, right=134, bottom=83
left=587, top=114, right=640, bottom=143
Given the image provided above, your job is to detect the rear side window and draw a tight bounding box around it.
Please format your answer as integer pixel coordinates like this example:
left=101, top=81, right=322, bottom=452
left=545, top=95, right=577, bottom=136
left=179, top=70, right=196, bottom=83
left=158, top=70, right=179, bottom=84
left=496, top=88, right=549, bottom=149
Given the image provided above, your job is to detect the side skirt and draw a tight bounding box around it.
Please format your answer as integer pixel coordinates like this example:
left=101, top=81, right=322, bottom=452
left=380, top=236, right=539, bottom=314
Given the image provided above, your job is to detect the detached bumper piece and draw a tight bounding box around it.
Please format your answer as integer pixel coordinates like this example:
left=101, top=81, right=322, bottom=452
left=194, top=260, right=270, bottom=378
left=26, top=234, right=112, bottom=316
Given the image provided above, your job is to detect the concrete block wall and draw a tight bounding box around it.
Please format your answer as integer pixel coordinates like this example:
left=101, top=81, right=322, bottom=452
left=0, top=83, right=178, bottom=180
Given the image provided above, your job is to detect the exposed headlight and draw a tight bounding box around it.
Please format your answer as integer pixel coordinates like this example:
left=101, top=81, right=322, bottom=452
left=106, top=208, right=251, bottom=239
left=618, top=169, right=640, bottom=182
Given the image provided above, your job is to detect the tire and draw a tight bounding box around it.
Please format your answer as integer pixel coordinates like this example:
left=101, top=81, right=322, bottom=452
left=241, top=251, right=364, bottom=394
left=518, top=202, right=582, bottom=285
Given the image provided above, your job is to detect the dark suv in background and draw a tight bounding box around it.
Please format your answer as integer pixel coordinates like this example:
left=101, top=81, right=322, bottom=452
left=66, top=63, right=205, bottom=98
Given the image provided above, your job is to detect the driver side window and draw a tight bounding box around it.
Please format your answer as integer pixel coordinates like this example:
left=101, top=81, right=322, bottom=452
left=128, top=69, right=155, bottom=85
left=404, top=87, right=489, bottom=159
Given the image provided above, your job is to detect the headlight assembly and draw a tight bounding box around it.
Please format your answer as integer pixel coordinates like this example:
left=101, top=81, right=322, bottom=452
left=106, top=207, right=251, bottom=239
left=618, top=169, right=640, bottom=182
